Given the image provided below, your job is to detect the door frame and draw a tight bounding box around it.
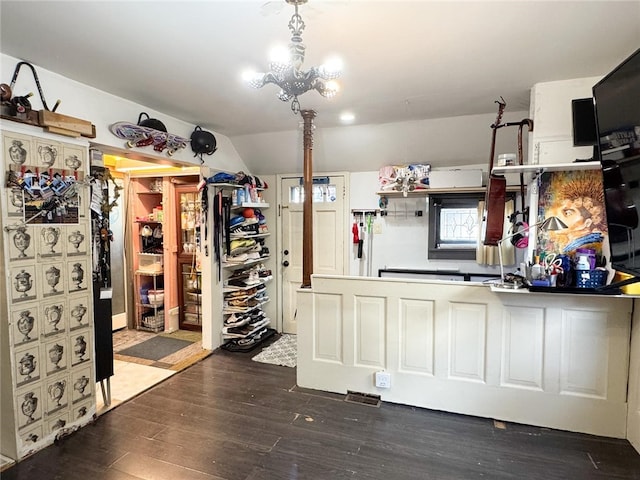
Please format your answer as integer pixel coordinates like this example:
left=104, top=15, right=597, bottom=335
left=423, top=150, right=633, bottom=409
left=275, top=171, right=350, bottom=333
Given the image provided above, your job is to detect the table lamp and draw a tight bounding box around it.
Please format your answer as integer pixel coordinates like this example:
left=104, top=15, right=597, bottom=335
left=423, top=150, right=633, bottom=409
left=498, top=216, right=568, bottom=287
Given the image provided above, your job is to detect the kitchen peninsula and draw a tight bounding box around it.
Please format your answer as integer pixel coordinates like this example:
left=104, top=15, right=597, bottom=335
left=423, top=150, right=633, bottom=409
left=297, top=274, right=636, bottom=438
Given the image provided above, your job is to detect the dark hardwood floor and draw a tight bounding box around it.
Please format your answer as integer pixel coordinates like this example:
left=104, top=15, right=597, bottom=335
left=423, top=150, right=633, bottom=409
left=3, top=337, right=640, bottom=480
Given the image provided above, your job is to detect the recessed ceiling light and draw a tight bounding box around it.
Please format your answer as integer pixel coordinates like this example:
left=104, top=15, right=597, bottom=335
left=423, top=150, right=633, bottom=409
left=340, top=112, right=355, bottom=123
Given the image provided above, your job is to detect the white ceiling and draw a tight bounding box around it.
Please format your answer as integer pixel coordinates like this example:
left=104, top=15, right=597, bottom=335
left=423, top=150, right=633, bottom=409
left=1, top=1, right=639, bottom=173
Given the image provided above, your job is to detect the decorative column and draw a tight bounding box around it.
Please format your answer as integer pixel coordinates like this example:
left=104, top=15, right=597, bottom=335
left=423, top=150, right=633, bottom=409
left=301, top=110, right=316, bottom=288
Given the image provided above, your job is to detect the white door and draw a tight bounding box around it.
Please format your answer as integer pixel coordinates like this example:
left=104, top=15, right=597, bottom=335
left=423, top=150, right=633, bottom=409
left=280, top=175, right=346, bottom=333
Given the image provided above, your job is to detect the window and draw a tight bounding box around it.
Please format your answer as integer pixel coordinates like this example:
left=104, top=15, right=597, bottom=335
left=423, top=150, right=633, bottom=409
left=428, top=193, right=484, bottom=260
left=289, top=180, right=337, bottom=204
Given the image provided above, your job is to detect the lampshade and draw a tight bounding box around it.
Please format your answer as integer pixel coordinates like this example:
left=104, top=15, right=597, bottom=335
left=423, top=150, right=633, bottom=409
left=539, top=216, right=568, bottom=232
left=497, top=215, right=568, bottom=287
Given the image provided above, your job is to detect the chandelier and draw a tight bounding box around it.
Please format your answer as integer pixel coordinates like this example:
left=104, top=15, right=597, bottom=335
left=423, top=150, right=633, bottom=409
left=244, top=0, right=341, bottom=114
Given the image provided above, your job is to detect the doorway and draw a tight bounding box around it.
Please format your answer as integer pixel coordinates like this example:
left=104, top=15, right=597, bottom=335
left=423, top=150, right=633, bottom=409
left=95, top=154, right=207, bottom=413
left=279, top=174, right=348, bottom=333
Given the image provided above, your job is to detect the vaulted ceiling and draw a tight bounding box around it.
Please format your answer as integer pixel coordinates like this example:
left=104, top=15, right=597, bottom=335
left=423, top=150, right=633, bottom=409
left=1, top=1, right=638, bottom=173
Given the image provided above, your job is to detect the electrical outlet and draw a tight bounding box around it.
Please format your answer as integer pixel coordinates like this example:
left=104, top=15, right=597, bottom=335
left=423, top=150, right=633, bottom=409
left=373, top=221, right=382, bottom=234
left=375, top=371, right=391, bottom=388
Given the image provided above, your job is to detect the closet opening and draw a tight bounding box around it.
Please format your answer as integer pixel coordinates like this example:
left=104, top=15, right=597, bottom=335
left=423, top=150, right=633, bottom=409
left=95, top=153, right=209, bottom=414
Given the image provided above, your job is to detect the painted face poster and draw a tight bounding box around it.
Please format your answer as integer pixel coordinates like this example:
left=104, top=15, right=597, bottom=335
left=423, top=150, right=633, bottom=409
left=536, top=170, right=608, bottom=256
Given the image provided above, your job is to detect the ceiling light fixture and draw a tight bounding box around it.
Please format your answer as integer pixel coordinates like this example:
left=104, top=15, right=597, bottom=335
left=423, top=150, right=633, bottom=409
left=340, top=112, right=355, bottom=123
left=244, top=0, right=342, bottom=114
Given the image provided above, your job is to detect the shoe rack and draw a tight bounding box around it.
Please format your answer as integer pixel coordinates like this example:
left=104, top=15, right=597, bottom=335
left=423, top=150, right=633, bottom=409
left=211, top=182, right=276, bottom=351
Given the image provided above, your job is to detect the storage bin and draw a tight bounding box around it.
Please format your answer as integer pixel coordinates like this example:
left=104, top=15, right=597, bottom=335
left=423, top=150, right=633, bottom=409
left=141, top=311, right=164, bottom=332
left=138, top=253, right=163, bottom=273
left=147, top=289, right=164, bottom=306
left=575, top=269, right=607, bottom=288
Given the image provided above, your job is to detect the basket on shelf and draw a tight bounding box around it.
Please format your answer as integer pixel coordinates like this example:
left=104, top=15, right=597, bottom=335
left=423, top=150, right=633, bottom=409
left=575, top=269, right=607, bottom=288
left=141, top=311, right=164, bottom=332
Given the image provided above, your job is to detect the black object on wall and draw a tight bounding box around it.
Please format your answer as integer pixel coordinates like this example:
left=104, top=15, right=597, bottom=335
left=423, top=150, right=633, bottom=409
left=93, top=278, right=113, bottom=382
left=90, top=166, right=114, bottom=383
left=571, top=97, right=598, bottom=147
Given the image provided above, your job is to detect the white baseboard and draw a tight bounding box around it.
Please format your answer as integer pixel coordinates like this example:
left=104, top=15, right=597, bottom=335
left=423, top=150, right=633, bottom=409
left=112, top=312, right=127, bottom=331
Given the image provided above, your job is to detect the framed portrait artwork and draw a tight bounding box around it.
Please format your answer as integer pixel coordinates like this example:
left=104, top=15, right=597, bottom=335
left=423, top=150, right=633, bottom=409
left=536, top=170, right=608, bottom=257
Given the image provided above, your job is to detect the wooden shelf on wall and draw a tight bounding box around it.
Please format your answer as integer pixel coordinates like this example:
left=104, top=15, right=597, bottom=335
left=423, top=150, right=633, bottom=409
left=492, top=161, right=601, bottom=175
left=376, top=186, right=523, bottom=196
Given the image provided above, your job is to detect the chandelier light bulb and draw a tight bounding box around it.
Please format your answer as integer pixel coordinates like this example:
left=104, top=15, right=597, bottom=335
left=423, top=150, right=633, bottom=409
left=340, top=112, right=355, bottom=123
left=242, top=70, right=267, bottom=89
left=319, top=57, right=343, bottom=79
left=242, top=69, right=258, bottom=82
left=269, top=45, right=290, bottom=64
left=321, top=80, right=340, bottom=98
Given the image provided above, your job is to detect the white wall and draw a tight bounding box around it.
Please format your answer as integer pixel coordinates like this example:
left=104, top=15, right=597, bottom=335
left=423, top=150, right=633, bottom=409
left=232, top=110, right=531, bottom=175
left=0, top=54, right=251, bottom=351
left=528, top=76, right=602, bottom=165
left=348, top=169, right=529, bottom=278
left=0, top=54, right=249, bottom=175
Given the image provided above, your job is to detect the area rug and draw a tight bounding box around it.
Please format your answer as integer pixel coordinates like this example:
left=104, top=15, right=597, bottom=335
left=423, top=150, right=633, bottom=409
left=160, top=330, right=202, bottom=343
left=117, top=336, right=193, bottom=361
left=252, top=334, right=297, bottom=368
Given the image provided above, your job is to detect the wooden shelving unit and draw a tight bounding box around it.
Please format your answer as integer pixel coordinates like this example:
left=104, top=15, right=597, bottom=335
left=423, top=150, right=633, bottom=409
left=131, top=177, right=165, bottom=332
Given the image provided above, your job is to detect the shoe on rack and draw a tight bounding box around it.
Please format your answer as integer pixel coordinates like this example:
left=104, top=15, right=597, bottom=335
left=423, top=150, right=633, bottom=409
left=229, top=215, right=245, bottom=228
left=224, top=253, right=248, bottom=264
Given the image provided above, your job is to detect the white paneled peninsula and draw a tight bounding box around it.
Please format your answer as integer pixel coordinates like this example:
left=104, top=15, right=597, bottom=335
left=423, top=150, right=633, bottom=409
left=297, top=275, right=636, bottom=439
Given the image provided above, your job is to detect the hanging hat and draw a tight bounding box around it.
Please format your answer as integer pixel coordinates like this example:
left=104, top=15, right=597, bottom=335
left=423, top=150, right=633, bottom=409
left=190, top=126, right=217, bottom=156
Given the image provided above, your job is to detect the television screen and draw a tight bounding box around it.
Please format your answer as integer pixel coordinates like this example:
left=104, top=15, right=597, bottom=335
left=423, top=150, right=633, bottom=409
left=594, top=48, right=640, bottom=278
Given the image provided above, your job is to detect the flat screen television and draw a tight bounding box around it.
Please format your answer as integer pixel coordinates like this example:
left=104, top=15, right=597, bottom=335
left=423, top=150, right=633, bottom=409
left=594, top=47, right=640, bottom=284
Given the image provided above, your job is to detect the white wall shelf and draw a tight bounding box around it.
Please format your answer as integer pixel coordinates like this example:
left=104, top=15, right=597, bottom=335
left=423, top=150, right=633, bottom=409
left=492, top=161, right=600, bottom=175
left=376, top=186, right=523, bottom=196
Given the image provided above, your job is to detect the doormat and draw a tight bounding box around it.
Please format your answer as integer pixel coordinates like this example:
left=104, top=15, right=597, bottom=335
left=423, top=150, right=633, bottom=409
left=252, top=334, right=297, bottom=368
left=160, top=330, right=202, bottom=343
left=117, top=336, right=193, bottom=361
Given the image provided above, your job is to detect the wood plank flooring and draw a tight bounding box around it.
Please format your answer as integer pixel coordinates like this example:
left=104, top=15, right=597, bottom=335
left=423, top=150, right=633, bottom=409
left=3, top=338, right=640, bottom=480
